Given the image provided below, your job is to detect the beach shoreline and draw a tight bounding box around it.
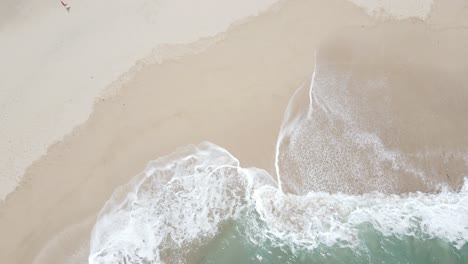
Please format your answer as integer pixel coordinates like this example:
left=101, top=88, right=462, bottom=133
left=0, top=0, right=280, bottom=202
left=1, top=0, right=467, bottom=263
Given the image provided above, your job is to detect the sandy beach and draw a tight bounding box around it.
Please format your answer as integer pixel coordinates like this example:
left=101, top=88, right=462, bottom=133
left=1, top=0, right=468, bottom=263
left=0, top=0, right=278, bottom=201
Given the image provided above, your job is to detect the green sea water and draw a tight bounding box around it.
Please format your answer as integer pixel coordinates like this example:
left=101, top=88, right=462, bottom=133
left=200, top=218, right=468, bottom=264
left=88, top=143, right=468, bottom=264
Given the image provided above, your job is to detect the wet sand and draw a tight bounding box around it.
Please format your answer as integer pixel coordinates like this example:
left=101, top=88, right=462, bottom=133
left=278, top=24, right=468, bottom=195
left=1, top=0, right=468, bottom=263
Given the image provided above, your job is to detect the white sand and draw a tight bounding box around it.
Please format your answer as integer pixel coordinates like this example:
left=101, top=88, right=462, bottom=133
left=0, top=0, right=278, bottom=200
left=0, top=0, right=437, bottom=201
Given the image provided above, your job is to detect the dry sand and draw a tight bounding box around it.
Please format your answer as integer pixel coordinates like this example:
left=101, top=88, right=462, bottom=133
left=1, top=0, right=467, bottom=263
left=0, top=0, right=278, bottom=201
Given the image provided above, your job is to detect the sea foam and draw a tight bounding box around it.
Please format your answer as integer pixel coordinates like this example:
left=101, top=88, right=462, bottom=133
left=276, top=55, right=468, bottom=195
left=89, top=142, right=468, bottom=263
left=89, top=142, right=275, bottom=263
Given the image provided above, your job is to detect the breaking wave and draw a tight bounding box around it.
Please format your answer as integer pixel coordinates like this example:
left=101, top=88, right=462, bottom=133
left=88, top=142, right=468, bottom=263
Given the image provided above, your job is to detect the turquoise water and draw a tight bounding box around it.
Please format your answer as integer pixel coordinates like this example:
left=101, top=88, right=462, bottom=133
left=88, top=143, right=468, bottom=264
left=201, top=216, right=468, bottom=264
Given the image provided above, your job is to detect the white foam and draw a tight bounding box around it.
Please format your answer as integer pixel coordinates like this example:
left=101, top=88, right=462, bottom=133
left=88, top=142, right=276, bottom=263
left=251, top=181, right=468, bottom=251
left=89, top=142, right=468, bottom=263
left=0, top=0, right=278, bottom=201
left=276, top=62, right=425, bottom=194
left=275, top=83, right=307, bottom=192
left=274, top=53, right=468, bottom=194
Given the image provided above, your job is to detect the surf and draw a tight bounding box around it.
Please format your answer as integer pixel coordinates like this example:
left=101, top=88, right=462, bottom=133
left=88, top=141, right=468, bottom=263
left=88, top=49, right=468, bottom=263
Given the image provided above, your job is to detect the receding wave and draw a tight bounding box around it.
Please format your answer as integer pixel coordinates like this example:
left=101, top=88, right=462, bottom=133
left=276, top=53, right=468, bottom=195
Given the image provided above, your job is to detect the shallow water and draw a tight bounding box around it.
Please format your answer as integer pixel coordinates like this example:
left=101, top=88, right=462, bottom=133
left=88, top=142, right=468, bottom=263
left=201, top=218, right=468, bottom=264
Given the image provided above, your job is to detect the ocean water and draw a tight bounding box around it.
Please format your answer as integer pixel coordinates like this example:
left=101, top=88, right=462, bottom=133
left=88, top=142, right=468, bottom=263
left=88, top=54, right=468, bottom=263
left=201, top=218, right=468, bottom=264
